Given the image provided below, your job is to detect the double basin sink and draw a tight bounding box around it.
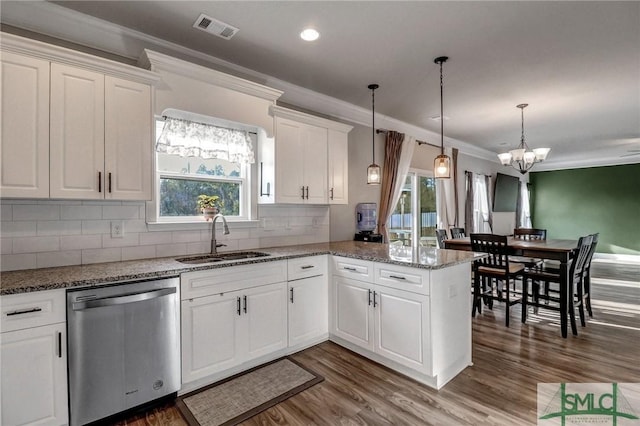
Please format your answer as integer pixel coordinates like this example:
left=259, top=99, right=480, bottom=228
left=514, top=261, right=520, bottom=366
left=176, top=251, right=270, bottom=265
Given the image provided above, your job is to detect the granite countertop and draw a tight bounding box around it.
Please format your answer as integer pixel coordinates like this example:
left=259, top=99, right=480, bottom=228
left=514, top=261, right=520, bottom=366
left=0, top=241, right=482, bottom=295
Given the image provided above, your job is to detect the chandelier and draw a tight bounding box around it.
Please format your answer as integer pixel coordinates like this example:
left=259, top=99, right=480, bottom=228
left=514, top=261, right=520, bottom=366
left=498, top=104, right=550, bottom=174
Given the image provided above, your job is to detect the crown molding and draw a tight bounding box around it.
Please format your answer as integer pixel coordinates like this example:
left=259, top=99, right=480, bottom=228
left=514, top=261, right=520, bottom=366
left=0, top=32, right=160, bottom=84
left=531, top=155, right=640, bottom=172
left=0, top=0, right=498, bottom=162
left=270, top=106, right=353, bottom=133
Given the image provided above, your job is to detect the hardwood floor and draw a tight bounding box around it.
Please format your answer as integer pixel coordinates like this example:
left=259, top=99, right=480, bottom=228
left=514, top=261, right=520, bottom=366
left=115, top=262, right=639, bottom=426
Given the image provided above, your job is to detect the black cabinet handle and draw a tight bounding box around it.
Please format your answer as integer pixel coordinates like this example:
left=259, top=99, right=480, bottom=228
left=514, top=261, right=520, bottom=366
left=237, top=297, right=241, bottom=316
left=301, top=265, right=315, bottom=270
left=301, top=186, right=305, bottom=200
left=343, top=266, right=357, bottom=271
left=368, top=289, right=372, bottom=306
left=243, top=295, right=247, bottom=313
left=6, top=307, right=42, bottom=316
left=57, top=331, right=62, bottom=358
left=108, top=172, right=112, bottom=193
left=373, top=291, right=378, bottom=308
left=389, top=275, right=407, bottom=280
left=98, top=171, right=102, bottom=193
left=305, top=186, right=309, bottom=199
left=290, top=287, right=294, bottom=303
left=330, top=187, right=334, bottom=200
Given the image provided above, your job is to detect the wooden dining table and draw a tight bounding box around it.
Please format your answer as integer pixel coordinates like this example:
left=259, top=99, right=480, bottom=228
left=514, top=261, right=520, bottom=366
left=444, top=237, right=579, bottom=338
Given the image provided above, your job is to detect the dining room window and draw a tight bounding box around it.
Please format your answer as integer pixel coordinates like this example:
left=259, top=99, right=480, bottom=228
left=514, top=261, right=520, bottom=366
left=472, top=174, right=492, bottom=233
left=387, top=170, right=437, bottom=247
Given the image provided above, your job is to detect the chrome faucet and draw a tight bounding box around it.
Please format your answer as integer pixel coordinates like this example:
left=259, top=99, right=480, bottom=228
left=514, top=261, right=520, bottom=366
left=210, top=213, right=230, bottom=254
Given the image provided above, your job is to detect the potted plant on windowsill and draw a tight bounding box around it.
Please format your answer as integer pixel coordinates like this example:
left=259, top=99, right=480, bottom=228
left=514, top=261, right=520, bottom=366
left=197, top=195, right=220, bottom=221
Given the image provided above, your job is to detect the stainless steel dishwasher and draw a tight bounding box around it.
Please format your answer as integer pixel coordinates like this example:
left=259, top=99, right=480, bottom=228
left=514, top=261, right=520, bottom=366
left=67, top=277, right=180, bottom=426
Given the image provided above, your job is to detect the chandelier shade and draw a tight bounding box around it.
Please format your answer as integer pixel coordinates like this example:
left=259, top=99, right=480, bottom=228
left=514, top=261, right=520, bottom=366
left=498, top=104, right=550, bottom=174
left=434, top=56, right=451, bottom=179
left=367, top=83, right=381, bottom=185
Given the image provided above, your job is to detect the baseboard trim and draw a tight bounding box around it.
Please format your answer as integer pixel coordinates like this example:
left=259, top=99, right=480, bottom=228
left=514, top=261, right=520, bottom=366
left=593, top=253, right=640, bottom=264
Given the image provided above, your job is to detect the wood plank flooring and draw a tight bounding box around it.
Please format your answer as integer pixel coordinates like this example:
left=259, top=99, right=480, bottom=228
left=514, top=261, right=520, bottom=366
left=115, top=262, right=640, bottom=426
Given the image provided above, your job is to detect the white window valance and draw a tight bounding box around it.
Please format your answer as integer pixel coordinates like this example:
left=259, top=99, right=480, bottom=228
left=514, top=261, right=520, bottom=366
left=156, top=117, right=255, bottom=164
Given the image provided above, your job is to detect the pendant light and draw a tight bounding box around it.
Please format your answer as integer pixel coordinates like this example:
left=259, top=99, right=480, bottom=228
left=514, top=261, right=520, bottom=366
left=433, top=56, right=451, bottom=179
left=367, top=83, right=381, bottom=184
left=497, top=104, right=550, bottom=174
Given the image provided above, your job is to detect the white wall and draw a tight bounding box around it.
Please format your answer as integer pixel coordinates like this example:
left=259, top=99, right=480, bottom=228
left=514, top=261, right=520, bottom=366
left=0, top=200, right=328, bottom=271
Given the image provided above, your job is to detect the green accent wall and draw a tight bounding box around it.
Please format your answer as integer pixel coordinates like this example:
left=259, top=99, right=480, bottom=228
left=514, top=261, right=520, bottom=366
left=530, top=163, right=640, bottom=255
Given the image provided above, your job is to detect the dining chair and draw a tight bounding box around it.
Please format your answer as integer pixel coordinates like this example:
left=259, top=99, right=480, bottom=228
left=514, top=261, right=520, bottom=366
left=511, top=228, right=548, bottom=271
left=522, top=234, right=593, bottom=332
left=451, top=227, right=466, bottom=239
left=470, top=233, right=525, bottom=327
left=581, top=233, right=599, bottom=317
left=435, top=229, right=449, bottom=249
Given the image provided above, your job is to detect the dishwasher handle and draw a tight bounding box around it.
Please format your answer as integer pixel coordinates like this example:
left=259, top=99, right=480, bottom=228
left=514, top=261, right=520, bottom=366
left=72, top=287, right=176, bottom=311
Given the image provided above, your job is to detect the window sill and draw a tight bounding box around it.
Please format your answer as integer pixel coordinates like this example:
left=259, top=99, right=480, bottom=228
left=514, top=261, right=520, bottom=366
left=146, top=219, right=260, bottom=232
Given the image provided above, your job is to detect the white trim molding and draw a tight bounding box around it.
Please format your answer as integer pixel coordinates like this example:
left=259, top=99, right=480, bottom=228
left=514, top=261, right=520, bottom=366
left=270, top=106, right=353, bottom=133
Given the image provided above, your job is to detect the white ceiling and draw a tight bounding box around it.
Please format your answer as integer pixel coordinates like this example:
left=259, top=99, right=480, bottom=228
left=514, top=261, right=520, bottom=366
left=3, top=1, right=639, bottom=169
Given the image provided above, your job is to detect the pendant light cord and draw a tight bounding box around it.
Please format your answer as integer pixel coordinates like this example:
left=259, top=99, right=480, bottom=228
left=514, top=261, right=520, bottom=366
left=371, top=87, right=376, bottom=164
left=439, top=60, right=444, bottom=155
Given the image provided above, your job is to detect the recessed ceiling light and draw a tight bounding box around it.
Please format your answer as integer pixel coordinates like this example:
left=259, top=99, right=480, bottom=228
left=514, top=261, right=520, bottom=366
left=300, top=28, right=320, bottom=41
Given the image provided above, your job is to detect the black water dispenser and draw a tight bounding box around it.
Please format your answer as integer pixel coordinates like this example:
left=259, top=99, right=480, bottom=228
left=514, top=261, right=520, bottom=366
left=354, top=203, right=383, bottom=243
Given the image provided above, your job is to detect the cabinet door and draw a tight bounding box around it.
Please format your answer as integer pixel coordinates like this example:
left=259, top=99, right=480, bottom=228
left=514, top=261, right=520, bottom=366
left=327, top=129, right=348, bottom=204
left=373, top=286, right=431, bottom=372
left=303, top=125, right=328, bottom=204
left=333, top=276, right=374, bottom=351
left=50, top=63, right=104, bottom=199
left=244, top=282, right=288, bottom=360
left=274, top=118, right=304, bottom=203
left=0, top=52, right=50, bottom=198
left=104, top=76, right=152, bottom=200
left=1, top=323, right=67, bottom=426
left=288, top=274, right=328, bottom=347
left=181, top=293, right=243, bottom=383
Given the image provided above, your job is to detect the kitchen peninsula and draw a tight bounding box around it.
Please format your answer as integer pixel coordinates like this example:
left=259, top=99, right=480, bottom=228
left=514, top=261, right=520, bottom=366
left=1, top=241, right=480, bottom=425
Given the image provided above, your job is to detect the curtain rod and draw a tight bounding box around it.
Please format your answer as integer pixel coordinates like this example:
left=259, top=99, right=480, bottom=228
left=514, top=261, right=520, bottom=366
left=375, top=128, right=438, bottom=148
left=162, top=115, right=258, bottom=135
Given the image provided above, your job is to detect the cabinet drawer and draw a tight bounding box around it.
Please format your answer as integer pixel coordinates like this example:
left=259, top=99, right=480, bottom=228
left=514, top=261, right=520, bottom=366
left=374, top=263, right=430, bottom=295
left=287, top=255, right=327, bottom=281
left=1, top=289, right=66, bottom=333
left=332, top=256, right=373, bottom=281
left=181, top=260, right=287, bottom=300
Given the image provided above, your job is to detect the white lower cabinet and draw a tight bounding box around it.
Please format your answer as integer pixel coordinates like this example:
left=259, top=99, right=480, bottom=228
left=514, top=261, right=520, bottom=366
left=288, top=274, right=328, bottom=348
left=181, top=272, right=288, bottom=385
left=1, top=289, right=68, bottom=426
left=333, top=276, right=430, bottom=372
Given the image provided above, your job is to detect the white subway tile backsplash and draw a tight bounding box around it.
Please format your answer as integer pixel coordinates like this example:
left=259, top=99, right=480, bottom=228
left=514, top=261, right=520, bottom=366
left=12, top=205, right=60, bottom=221
left=156, top=243, right=187, bottom=257
left=102, top=233, right=140, bottom=248
left=37, top=250, right=82, bottom=269
left=1, top=238, right=12, bottom=254
left=61, top=205, right=103, bottom=220
left=1, top=200, right=329, bottom=271
left=122, top=245, right=156, bottom=261
left=139, top=231, right=172, bottom=246
left=1, top=253, right=37, bottom=271
left=82, top=220, right=111, bottom=235
left=37, top=220, right=82, bottom=236
left=1, top=204, right=12, bottom=221
left=60, top=234, right=102, bottom=251
left=82, top=247, right=122, bottom=264
left=102, top=205, right=140, bottom=220
left=1, top=221, right=37, bottom=237
left=13, top=236, right=59, bottom=253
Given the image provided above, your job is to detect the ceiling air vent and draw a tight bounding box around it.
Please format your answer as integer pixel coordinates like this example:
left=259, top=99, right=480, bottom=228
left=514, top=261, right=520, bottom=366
left=193, top=13, right=239, bottom=40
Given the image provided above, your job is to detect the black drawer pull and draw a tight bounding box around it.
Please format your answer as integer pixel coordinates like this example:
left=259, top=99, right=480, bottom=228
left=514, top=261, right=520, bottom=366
left=343, top=267, right=357, bottom=271
left=389, top=275, right=407, bottom=280
left=58, top=331, right=62, bottom=358
left=301, top=265, right=315, bottom=270
left=6, top=307, right=42, bottom=316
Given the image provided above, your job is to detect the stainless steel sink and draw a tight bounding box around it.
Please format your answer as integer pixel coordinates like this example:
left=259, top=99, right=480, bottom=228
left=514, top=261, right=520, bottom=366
left=176, top=251, right=270, bottom=264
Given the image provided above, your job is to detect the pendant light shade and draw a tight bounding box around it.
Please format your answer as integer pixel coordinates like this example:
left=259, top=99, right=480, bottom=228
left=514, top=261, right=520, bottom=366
left=367, top=83, right=381, bottom=185
left=433, top=56, right=451, bottom=179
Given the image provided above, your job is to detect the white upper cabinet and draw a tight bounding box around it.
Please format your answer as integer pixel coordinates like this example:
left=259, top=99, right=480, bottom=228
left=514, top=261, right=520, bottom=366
left=104, top=76, right=152, bottom=200
left=328, top=129, right=349, bottom=204
left=50, top=64, right=105, bottom=199
left=0, top=33, right=159, bottom=201
left=0, top=52, right=50, bottom=198
left=260, top=106, right=352, bottom=205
